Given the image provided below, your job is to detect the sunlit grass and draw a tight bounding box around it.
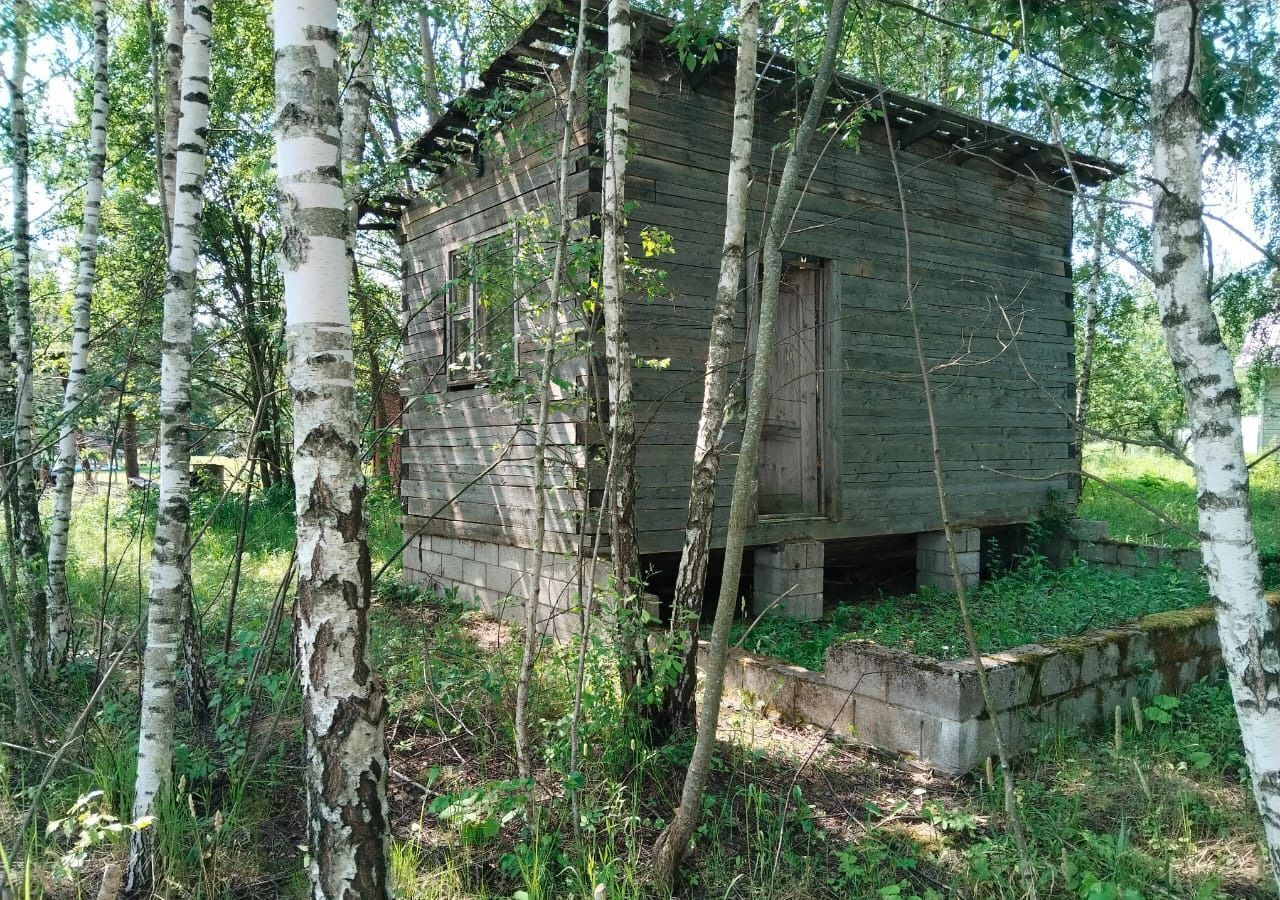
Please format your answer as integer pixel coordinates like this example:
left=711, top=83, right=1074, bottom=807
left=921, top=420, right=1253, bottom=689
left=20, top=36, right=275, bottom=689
left=1080, top=446, right=1280, bottom=557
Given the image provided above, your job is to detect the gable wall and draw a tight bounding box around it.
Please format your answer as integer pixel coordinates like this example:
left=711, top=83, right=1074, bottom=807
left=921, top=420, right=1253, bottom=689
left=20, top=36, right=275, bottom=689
left=399, top=86, right=595, bottom=554
left=623, top=54, right=1077, bottom=554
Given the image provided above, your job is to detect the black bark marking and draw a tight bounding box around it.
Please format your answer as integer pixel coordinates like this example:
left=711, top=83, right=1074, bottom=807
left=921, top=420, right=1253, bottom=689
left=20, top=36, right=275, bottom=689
left=1237, top=623, right=1280, bottom=712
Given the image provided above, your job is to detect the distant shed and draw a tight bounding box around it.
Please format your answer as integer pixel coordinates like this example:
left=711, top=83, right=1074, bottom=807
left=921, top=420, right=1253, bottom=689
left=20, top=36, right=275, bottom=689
left=388, top=4, right=1115, bottom=630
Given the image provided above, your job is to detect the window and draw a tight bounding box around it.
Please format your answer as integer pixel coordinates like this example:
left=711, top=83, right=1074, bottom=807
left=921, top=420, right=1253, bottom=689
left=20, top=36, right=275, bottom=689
left=447, top=230, right=520, bottom=383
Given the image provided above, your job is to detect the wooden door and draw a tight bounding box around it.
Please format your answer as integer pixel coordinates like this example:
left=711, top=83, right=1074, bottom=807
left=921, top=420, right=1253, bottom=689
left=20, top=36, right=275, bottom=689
left=758, top=261, right=822, bottom=516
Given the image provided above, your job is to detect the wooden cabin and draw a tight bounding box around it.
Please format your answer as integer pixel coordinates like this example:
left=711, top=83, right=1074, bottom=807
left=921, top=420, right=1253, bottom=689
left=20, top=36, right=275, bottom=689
left=390, top=4, right=1114, bottom=632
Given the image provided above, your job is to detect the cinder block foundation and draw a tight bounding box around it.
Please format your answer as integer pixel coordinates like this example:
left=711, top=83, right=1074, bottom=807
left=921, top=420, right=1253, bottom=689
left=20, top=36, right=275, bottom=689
left=709, top=594, right=1280, bottom=773
left=753, top=540, right=824, bottom=620
left=402, top=533, right=593, bottom=638
left=917, top=528, right=980, bottom=591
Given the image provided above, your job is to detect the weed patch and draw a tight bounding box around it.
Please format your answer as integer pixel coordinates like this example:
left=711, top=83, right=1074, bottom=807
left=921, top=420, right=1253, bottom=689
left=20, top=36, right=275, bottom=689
left=733, top=555, right=1207, bottom=668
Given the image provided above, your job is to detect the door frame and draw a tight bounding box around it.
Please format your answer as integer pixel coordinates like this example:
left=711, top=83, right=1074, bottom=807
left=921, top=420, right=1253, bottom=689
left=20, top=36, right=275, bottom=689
left=744, top=250, right=842, bottom=524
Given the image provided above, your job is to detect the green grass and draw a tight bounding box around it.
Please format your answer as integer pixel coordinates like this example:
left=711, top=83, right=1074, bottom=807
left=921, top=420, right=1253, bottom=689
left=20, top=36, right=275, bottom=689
left=733, top=555, right=1208, bottom=669
left=2, top=459, right=1272, bottom=899
left=358, top=587, right=1272, bottom=900
left=1078, top=447, right=1280, bottom=558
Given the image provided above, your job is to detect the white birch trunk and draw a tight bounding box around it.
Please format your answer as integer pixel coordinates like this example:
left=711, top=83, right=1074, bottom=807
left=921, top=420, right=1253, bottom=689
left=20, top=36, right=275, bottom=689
left=6, top=0, right=48, bottom=680
left=651, top=0, right=850, bottom=882
left=277, top=2, right=389, bottom=896
left=600, top=0, right=650, bottom=708
left=1151, top=2, right=1280, bottom=884
left=46, top=0, right=110, bottom=670
left=159, top=0, right=185, bottom=238
left=658, top=0, right=760, bottom=735
left=126, top=1, right=212, bottom=890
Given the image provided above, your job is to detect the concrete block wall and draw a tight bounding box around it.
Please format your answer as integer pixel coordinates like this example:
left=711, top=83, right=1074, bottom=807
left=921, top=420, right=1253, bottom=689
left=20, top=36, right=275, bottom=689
left=402, top=533, right=590, bottom=638
left=917, top=528, right=981, bottom=591
left=752, top=541, right=824, bottom=620
left=1045, top=519, right=1203, bottom=576
left=711, top=594, right=1279, bottom=774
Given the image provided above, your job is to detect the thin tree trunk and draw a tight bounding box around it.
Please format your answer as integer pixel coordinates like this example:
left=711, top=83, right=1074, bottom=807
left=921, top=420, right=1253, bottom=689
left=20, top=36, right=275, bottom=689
left=143, top=0, right=169, bottom=251
left=6, top=0, right=49, bottom=682
left=1150, top=1, right=1280, bottom=883
left=123, top=412, right=141, bottom=481
left=342, top=2, right=386, bottom=482
left=417, top=10, right=444, bottom=128
left=46, top=0, right=110, bottom=670
left=600, top=0, right=651, bottom=714
left=276, top=2, right=390, bottom=897
left=650, top=0, right=850, bottom=883
left=0, top=487, right=41, bottom=744
left=126, top=1, right=213, bottom=891
left=879, top=93, right=1039, bottom=900
left=1075, top=179, right=1109, bottom=439
left=343, top=1, right=374, bottom=215
left=656, top=0, right=760, bottom=737
left=159, top=0, right=185, bottom=236
left=514, top=0, right=591, bottom=782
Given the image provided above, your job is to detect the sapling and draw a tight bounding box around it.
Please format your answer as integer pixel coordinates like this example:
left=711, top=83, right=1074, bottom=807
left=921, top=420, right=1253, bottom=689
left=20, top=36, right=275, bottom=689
left=514, top=0, right=591, bottom=782
left=877, top=89, right=1039, bottom=899
left=651, top=0, right=850, bottom=882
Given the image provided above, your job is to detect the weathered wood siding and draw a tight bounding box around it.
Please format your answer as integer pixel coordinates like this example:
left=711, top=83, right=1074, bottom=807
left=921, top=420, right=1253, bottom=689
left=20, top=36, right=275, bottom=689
left=622, top=54, right=1076, bottom=554
left=401, top=51, right=1078, bottom=561
left=400, top=87, right=596, bottom=552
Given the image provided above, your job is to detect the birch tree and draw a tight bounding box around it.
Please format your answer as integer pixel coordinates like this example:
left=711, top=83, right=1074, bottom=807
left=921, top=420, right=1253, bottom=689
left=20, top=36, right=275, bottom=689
left=276, top=2, right=390, bottom=896
left=1150, top=0, right=1280, bottom=882
left=46, top=0, right=110, bottom=670
left=342, top=0, right=391, bottom=483
left=159, top=0, right=185, bottom=244
left=127, top=0, right=213, bottom=890
left=651, top=0, right=850, bottom=881
left=656, top=0, right=760, bottom=736
left=5, top=0, right=49, bottom=680
left=599, top=0, right=651, bottom=715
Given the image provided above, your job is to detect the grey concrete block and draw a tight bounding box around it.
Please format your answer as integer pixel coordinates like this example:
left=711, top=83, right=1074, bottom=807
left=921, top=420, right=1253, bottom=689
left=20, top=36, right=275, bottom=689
left=795, top=679, right=856, bottom=735
left=753, top=541, right=824, bottom=620
left=461, top=558, right=487, bottom=587
left=1078, top=638, right=1124, bottom=684
left=420, top=550, right=444, bottom=575
left=776, top=593, right=822, bottom=620
left=918, top=529, right=979, bottom=554
left=1037, top=652, right=1081, bottom=699
left=943, top=654, right=1037, bottom=718
left=487, top=564, right=523, bottom=597
left=1068, top=518, right=1109, bottom=542
left=473, top=541, right=499, bottom=565
left=1173, top=549, right=1202, bottom=571
left=498, top=544, right=526, bottom=572
left=1080, top=542, right=1118, bottom=565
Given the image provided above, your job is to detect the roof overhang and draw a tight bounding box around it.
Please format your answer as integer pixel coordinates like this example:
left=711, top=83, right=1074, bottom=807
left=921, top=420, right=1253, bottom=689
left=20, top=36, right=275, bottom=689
left=381, top=0, right=1121, bottom=222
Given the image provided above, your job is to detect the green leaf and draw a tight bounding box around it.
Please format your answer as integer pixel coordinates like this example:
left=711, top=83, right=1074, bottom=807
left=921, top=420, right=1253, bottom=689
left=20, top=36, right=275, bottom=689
left=1188, top=750, right=1214, bottom=769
